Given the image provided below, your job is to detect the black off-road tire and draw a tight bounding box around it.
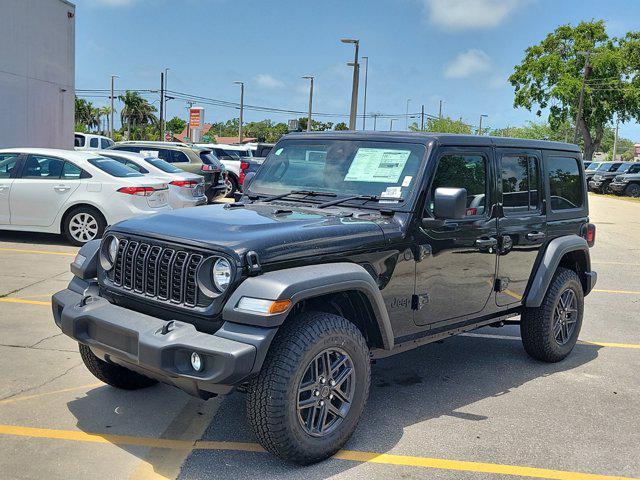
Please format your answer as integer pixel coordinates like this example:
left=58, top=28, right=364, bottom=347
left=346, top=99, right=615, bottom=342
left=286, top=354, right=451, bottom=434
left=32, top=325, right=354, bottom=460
left=246, top=311, right=371, bottom=465
left=79, top=343, right=157, bottom=390
left=520, top=267, right=584, bottom=362
left=625, top=183, right=640, bottom=198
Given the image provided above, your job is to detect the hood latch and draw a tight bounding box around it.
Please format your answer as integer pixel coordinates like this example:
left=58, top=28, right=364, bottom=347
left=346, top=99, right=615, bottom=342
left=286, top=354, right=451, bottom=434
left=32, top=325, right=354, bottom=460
left=245, top=250, right=262, bottom=276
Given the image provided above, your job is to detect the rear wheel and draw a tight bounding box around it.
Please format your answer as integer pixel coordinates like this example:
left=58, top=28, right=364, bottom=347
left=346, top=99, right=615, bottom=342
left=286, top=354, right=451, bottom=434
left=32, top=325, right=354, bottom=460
left=520, top=267, right=583, bottom=362
left=63, top=206, right=106, bottom=246
left=625, top=183, right=640, bottom=198
left=246, top=311, right=370, bottom=464
left=224, top=174, right=239, bottom=198
left=79, top=344, right=157, bottom=390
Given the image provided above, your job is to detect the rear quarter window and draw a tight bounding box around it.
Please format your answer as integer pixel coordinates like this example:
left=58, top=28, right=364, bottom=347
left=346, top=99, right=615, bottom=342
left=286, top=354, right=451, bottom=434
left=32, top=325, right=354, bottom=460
left=88, top=157, right=143, bottom=178
left=546, top=156, right=583, bottom=211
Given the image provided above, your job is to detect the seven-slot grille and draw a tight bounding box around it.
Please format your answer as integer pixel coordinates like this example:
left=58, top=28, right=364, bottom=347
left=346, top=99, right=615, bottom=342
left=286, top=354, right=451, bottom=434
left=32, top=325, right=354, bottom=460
left=111, top=238, right=205, bottom=307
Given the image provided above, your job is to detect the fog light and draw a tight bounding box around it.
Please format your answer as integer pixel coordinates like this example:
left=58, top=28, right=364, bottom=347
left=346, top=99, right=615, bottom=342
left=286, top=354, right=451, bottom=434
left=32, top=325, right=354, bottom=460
left=190, top=352, right=203, bottom=372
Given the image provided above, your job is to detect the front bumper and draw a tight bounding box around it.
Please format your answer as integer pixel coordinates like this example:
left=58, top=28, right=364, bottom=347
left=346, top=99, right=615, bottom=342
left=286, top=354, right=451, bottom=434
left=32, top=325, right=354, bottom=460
left=52, top=287, right=276, bottom=397
left=588, top=180, right=602, bottom=191
left=608, top=182, right=627, bottom=193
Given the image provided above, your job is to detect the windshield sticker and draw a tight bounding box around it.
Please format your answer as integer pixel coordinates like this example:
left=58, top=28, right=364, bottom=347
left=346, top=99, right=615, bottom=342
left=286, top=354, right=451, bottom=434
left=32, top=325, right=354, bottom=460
left=402, top=175, right=413, bottom=187
left=380, top=186, right=402, bottom=199
left=275, top=148, right=283, bottom=155
left=140, top=150, right=159, bottom=158
left=344, top=148, right=411, bottom=183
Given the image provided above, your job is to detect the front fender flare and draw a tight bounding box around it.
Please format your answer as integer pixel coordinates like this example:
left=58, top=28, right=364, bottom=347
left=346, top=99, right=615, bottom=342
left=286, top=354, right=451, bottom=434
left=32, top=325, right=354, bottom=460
left=223, top=263, right=394, bottom=349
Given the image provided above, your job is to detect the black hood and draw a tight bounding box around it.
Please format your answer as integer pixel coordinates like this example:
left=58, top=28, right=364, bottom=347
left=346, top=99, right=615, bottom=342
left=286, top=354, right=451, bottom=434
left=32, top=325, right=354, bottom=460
left=109, top=203, right=389, bottom=265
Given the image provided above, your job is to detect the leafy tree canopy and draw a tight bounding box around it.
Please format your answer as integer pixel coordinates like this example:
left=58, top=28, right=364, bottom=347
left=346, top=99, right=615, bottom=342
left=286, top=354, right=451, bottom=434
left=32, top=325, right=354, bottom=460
left=409, top=116, right=473, bottom=134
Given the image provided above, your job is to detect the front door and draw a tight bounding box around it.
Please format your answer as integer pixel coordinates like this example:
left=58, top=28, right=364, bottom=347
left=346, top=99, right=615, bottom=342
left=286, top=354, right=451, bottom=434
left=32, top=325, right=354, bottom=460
left=414, top=147, right=498, bottom=326
left=495, top=149, right=546, bottom=306
left=10, top=154, right=80, bottom=227
left=0, top=153, right=22, bottom=225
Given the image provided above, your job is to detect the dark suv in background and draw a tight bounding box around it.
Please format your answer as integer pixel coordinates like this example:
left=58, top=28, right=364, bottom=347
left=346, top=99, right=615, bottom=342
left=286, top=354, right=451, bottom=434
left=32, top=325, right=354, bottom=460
left=53, top=132, right=596, bottom=465
left=609, top=163, right=640, bottom=197
left=588, top=161, right=634, bottom=193
left=111, top=141, right=226, bottom=201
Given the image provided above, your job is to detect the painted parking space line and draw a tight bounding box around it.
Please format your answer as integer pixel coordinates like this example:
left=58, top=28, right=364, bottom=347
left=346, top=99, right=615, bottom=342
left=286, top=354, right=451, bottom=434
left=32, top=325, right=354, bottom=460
left=0, top=424, right=634, bottom=480
left=0, top=247, right=76, bottom=257
left=461, top=333, right=640, bottom=350
left=0, top=297, right=51, bottom=306
left=592, top=289, right=640, bottom=295
left=0, top=383, right=103, bottom=406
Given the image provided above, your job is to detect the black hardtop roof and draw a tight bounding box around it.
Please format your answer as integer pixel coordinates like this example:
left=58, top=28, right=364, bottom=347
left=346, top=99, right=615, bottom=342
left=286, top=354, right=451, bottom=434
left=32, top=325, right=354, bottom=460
left=285, top=130, right=581, bottom=153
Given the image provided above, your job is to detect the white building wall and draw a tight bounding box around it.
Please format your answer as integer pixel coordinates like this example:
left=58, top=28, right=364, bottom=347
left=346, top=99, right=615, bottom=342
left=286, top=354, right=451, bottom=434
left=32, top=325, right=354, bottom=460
left=0, top=0, right=75, bottom=149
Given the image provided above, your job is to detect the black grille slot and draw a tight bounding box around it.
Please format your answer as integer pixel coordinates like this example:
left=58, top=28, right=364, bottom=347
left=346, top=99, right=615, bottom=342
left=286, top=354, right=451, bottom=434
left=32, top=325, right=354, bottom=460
left=109, top=239, right=208, bottom=308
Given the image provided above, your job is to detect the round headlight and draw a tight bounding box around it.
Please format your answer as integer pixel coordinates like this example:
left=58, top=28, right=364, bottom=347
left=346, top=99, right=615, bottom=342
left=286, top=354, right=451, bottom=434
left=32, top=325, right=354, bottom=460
left=212, top=257, right=231, bottom=291
left=100, top=235, right=119, bottom=270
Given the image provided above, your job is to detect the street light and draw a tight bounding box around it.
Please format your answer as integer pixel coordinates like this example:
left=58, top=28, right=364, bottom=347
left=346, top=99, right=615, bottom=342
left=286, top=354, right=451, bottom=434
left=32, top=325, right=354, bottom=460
left=234, top=81, right=244, bottom=142
left=406, top=98, right=411, bottom=130
left=361, top=56, right=369, bottom=130
left=478, top=114, right=488, bottom=135
left=341, top=38, right=360, bottom=130
left=109, top=74, right=119, bottom=139
left=302, top=76, right=314, bottom=132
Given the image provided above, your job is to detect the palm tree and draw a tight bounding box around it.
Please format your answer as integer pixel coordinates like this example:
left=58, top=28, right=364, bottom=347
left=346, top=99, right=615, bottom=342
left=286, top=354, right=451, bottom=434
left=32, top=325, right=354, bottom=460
left=98, top=106, right=112, bottom=135
left=118, top=91, right=157, bottom=139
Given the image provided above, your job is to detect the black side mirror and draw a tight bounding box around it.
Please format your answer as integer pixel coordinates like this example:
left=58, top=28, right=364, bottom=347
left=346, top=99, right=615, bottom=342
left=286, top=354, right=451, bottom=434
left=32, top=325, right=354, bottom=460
left=433, top=187, right=467, bottom=219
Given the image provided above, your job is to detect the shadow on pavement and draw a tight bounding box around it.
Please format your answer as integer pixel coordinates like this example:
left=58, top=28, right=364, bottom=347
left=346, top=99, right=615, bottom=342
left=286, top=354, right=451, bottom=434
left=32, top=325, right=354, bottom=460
left=66, top=332, right=601, bottom=479
left=0, top=230, right=72, bottom=247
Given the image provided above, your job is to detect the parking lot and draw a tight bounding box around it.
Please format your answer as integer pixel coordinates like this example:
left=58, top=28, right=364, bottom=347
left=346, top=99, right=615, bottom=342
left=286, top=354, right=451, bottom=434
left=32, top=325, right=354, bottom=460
left=0, top=193, right=638, bottom=480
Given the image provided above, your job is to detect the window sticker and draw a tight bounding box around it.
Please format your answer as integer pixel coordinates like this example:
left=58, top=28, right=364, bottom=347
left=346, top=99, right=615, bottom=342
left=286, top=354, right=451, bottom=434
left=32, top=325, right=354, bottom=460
left=344, top=148, right=411, bottom=183
left=275, top=148, right=283, bottom=155
left=140, top=150, right=159, bottom=158
left=402, top=175, right=413, bottom=187
left=380, top=186, right=402, bottom=199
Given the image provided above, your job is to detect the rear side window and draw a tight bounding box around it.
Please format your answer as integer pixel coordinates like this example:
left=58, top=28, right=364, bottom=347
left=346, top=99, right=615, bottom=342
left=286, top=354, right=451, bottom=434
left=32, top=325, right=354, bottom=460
left=22, top=155, right=65, bottom=179
left=74, top=134, right=85, bottom=147
left=158, top=149, right=189, bottom=163
left=89, top=138, right=99, bottom=148
left=547, top=156, right=583, bottom=211
left=61, top=162, right=82, bottom=179
left=144, top=157, right=183, bottom=173
left=112, top=146, right=142, bottom=153
left=500, top=155, right=540, bottom=215
left=0, top=153, right=20, bottom=178
left=88, top=157, right=143, bottom=177
left=100, top=138, right=113, bottom=149
left=199, top=151, right=220, bottom=165
left=628, top=164, right=640, bottom=174
left=429, top=153, right=487, bottom=216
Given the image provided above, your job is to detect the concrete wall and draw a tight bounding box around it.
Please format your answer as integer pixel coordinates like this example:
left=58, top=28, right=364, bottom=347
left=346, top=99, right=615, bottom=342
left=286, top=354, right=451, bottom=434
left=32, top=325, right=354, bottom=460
left=0, top=0, right=75, bottom=149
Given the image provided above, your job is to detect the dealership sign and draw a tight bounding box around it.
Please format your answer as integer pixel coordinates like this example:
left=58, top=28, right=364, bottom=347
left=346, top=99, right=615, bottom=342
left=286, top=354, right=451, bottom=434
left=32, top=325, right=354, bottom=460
left=189, top=107, right=204, bottom=129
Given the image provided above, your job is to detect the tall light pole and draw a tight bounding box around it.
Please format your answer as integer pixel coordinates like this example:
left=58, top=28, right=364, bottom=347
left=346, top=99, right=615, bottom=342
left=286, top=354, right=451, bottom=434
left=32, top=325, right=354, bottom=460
left=361, top=56, right=369, bottom=130
left=302, top=76, right=314, bottom=131
left=372, top=113, right=379, bottom=130
left=234, top=81, right=244, bottom=142
left=612, top=118, right=619, bottom=161
left=109, top=74, right=118, bottom=139
left=405, top=98, right=411, bottom=130
left=341, top=38, right=360, bottom=130
left=159, top=72, right=164, bottom=141
left=439, top=100, right=444, bottom=119
left=478, top=114, right=488, bottom=135
left=390, top=118, right=395, bottom=131
left=163, top=68, right=170, bottom=141
left=573, top=50, right=592, bottom=144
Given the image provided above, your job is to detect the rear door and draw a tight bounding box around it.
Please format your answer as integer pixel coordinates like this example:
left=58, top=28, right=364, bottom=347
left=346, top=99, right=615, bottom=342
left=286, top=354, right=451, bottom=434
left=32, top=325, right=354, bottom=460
left=0, top=153, right=22, bottom=224
left=10, top=155, right=80, bottom=227
left=495, top=149, right=546, bottom=306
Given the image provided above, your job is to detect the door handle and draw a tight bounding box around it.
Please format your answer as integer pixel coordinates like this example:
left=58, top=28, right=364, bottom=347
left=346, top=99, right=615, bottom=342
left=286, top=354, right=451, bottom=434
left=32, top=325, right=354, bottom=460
left=475, top=237, right=498, bottom=248
left=526, top=231, right=546, bottom=241
left=54, top=185, right=71, bottom=192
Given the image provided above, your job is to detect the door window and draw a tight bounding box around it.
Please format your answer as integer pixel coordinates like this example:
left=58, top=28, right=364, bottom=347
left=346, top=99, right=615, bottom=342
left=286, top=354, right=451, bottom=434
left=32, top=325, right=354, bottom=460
left=22, top=156, right=65, bottom=179
left=89, top=138, right=99, bottom=148
left=0, top=154, right=20, bottom=178
left=429, top=153, right=487, bottom=216
left=100, top=138, right=113, bottom=149
left=500, top=155, right=540, bottom=215
left=547, top=156, right=583, bottom=211
left=158, top=149, right=189, bottom=163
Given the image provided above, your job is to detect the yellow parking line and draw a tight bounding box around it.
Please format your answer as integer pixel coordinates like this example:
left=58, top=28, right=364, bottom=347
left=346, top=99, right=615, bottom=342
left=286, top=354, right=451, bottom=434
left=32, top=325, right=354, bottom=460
left=0, top=297, right=51, bottom=306
left=592, top=289, right=640, bottom=295
left=0, top=383, right=103, bottom=405
left=0, top=424, right=634, bottom=480
left=462, top=333, right=640, bottom=350
left=579, top=340, right=640, bottom=350
left=591, top=261, right=640, bottom=267
left=0, top=247, right=76, bottom=257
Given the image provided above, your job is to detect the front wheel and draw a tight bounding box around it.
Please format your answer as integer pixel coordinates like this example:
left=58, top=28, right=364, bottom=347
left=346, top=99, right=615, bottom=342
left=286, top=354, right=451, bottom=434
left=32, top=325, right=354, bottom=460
left=625, top=183, right=640, bottom=198
left=520, top=267, right=584, bottom=362
left=246, top=311, right=370, bottom=464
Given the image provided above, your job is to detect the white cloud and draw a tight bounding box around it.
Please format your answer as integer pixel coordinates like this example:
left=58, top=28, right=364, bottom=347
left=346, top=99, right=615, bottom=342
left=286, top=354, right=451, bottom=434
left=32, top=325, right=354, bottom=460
left=444, top=49, right=491, bottom=79
left=423, top=0, right=528, bottom=30
left=254, top=74, right=285, bottom=89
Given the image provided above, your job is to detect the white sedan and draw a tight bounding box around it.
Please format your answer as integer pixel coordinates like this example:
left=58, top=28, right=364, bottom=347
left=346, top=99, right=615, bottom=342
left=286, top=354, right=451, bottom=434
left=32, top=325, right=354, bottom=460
left=99, top=150, right=207, bottom=209
left=0, top=148, right=171, bottom=245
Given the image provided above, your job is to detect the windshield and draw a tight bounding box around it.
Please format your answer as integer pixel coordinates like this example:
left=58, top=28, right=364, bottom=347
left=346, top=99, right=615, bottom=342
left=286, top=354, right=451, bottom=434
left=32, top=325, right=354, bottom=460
left=249, top=139, right=426, bottom=207
left=88, top=157, right=143, bottom=177
left=617, top=163, right=631, bottom=172
left=199, top=151, right=221, bottom=166
left=586, top=162, right=600, bottom=171
left=595, top=163, right=619, bottom=172
left=143, top=157, right=183, bottom=173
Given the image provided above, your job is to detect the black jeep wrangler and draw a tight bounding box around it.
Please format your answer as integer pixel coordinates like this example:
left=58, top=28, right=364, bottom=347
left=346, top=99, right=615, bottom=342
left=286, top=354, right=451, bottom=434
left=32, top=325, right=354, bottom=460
left=52, top=132, right=597, bottom=464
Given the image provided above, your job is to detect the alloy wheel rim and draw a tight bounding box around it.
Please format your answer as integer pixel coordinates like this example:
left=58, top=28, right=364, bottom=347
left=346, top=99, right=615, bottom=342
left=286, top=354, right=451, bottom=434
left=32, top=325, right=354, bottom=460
left=297, top=347, right=355, bottom=437
left=224, top=177, right=233, bottom=196
left=69, top=213, right=98, bottom=243
left=553, top=288, right=578, bottom=346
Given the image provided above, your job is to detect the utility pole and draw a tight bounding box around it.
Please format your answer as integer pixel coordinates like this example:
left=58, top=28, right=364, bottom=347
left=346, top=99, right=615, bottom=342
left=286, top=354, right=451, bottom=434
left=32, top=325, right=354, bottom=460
left=613, top=119, right=619, bottom=161
left=390, top=118, right=395, bottom=131
left=185, top=101, right=194, bottom=140
left=420, top=105, right=425, bottom=131
left=361, top=56, right=369, bottom=130
left=573, top=50, right=592, bottom=144
left=234, top=81, right=244, bottom=142
left=341, top=38, right=360, bottom=130
left=372, top=113, right=378, bottom=131
left=109, top=74, right=118, bottom=139
left=438, top=100, right=443, bottom=119
left=302, top=76, right=314, bottom=131
left=163, top=68, right=170, bottom=141
left=405, top=99, right=411, bottom=130
left=159, top=72, right=164, bottom=141
left=478, top=114, right=488, bottom=135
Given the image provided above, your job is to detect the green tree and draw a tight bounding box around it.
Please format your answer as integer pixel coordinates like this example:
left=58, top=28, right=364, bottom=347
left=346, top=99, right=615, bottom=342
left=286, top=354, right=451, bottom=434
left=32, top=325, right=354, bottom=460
left=74, top=97, right=99, bottom=131
left=297, top=117, right=334, bottom=132
left=334, top=122, right=349, bottom=131
left=165, top=116, right=187, bottom=135
left=118, top=91, right=157, bottom=139
left=409, top=116, right=473, bottom=134
left=509, top=20, right=640, bottom=161
left=491, top=120, right=573, bottom=141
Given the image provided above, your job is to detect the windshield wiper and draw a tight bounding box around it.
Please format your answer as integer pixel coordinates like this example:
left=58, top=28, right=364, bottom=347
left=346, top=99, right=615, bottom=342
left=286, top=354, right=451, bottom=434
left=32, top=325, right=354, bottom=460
left=317, top=195, right=404, bottom=209
left=250, top=190, right=337, bottom=203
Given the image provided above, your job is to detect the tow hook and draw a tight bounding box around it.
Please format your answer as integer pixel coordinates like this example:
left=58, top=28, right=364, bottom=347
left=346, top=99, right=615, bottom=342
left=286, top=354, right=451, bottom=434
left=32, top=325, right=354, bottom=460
left=246, top=251, right=261, bottom=275
left=78, top=295, right=94, bottom=307
left=160, top=320, right=176, bottom=335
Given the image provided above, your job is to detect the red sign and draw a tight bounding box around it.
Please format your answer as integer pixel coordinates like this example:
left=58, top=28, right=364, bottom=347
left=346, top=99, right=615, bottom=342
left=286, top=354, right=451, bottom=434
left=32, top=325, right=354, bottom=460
left=165, top=131, right=172, bottom=141
left=189, top=108, right=202, bottom=129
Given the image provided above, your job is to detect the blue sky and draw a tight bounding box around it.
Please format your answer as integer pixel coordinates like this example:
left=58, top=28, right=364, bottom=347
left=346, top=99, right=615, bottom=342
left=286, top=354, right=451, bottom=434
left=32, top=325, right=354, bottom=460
left=76, top=0, right=640, bottom=140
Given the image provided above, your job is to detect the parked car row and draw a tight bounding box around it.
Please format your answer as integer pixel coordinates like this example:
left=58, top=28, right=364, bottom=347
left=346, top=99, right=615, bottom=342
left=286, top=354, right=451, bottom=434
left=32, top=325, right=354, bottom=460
left=586, top=161, right=640, bottom=196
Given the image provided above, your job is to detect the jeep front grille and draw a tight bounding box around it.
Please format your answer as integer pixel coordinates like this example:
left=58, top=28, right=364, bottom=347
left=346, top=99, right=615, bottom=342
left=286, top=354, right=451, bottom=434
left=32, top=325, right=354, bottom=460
left=111, top=239, right=205, bottom=307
